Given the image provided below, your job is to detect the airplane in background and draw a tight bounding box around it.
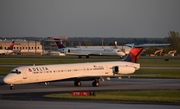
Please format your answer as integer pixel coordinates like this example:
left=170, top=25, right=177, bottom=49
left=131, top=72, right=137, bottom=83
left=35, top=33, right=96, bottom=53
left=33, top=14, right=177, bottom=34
left=0, top=41, right=15, bottom=55
left=3, top=43, right=169, bottom=90
left=54, top=39, right=126, bottom=58
left=77, top=45, right=132, bottom=55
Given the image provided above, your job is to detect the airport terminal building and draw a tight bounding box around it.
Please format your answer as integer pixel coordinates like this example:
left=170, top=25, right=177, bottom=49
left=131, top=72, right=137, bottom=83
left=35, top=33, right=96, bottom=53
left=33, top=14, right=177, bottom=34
left=0, top=40, right=44, bottom=55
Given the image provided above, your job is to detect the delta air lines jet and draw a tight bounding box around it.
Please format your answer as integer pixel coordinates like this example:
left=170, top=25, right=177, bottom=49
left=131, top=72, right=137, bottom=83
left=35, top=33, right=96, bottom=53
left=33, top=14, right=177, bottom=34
left=0, top=41, right=15, bottom=55
left=55, top=39, right=126, bottom=58
left=3, top=43, right=169, bottom=90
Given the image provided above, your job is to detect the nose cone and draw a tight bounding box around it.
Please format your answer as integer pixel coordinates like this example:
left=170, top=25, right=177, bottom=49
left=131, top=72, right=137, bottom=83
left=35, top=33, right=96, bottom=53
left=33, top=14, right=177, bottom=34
left=117, top=52, right=126, bottom=56
left=121, top=52, right=126, bottom=56
left=3, top=76, right=12, bottom=84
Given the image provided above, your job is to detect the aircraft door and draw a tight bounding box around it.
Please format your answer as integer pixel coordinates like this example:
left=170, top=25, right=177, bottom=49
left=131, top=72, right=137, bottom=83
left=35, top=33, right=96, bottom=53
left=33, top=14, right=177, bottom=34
left=105, top=65, right=110, bottom=74
left=22, top=68, right=27, bottom=79
left=113, top=66, right=119, bottom=74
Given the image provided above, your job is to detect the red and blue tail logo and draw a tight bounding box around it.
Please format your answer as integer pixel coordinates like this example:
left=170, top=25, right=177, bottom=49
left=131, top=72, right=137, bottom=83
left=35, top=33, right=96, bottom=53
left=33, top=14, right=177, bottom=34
left=7, top=41, right=14, bottom=50
left=123, top=43, right=170, bottom=63
left=123, top=47, right=143, bottom=63
left=54, top=39, right=66, bottom=48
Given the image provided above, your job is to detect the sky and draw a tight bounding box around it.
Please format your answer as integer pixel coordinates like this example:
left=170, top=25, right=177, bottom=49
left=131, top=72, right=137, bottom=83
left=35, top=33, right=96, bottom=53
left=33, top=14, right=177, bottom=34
left=0, top=0, right=180, bottom=38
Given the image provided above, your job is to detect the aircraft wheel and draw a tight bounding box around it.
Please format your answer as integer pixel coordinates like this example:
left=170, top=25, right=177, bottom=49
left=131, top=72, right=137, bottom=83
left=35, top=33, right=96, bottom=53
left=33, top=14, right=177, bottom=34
left=92, top=81, right=99, bottom=87
left=92, top=82, right=94, bottom=86
left=86, top=56, right=89, bottom=58
left=77, top=81, right=81, bottom=86
left=10, top=86, right=14, bottom=90
left=74, top=81, right=77, bottom=86
left=74, top=81, right=81, bottom=86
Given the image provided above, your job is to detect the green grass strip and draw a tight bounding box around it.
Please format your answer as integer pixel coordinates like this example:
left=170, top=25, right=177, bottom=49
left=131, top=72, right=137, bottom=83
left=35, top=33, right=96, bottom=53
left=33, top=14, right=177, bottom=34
left=139, top=59, right=180, bottom=66
left=44, top=90, right=180, bottom=103
left=0, top=67, right=14, bottom=75
left=0, top=55, right=180, bottom=66
left=0, top=58, right=108, bottom=65
left=135, top=69, right=180, bottom=78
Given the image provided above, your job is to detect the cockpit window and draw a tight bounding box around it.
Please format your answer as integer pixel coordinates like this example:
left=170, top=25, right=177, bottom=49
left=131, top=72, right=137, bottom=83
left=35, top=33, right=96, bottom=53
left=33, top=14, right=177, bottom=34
left=10, top=69, right=21, bottom=74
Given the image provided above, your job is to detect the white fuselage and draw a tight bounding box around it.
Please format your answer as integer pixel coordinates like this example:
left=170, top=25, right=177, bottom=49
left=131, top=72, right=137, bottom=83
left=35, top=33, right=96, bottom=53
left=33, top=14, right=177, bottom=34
left=3, top=61, right=140, bottom=85
left=0, top=50, right=13, bottom=55
left=77, top=46, right=132, bottom=55
left=59, top=47, right=125, bottom=57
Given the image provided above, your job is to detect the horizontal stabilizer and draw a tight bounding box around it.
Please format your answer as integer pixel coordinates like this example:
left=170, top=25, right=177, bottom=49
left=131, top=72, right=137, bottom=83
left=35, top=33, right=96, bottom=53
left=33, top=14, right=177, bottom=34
left=123, top=43, right=170, bottom=63
left=125, top=43, right=170, bottom=48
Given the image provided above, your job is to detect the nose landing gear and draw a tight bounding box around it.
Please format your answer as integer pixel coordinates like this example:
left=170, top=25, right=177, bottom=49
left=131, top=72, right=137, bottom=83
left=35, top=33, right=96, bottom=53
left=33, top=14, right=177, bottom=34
left=10, top=84, right=14, bottom=90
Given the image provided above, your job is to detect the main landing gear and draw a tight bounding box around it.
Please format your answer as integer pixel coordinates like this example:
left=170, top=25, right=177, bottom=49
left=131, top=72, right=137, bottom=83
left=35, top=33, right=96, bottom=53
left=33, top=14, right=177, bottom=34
left=92, top=80, right=100, bottom=87
left=74, top=81, right=82, bottom=86
left=74, top=79, right=100, bottom=87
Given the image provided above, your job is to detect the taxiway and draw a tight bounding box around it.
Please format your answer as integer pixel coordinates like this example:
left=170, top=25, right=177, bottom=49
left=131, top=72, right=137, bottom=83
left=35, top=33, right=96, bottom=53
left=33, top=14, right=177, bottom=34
left=0, top=78, right=180, bottom=109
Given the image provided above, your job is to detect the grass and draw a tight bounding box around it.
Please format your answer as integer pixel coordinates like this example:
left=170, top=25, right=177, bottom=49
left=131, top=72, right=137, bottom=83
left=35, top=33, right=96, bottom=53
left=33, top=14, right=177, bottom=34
left=135, top=69, right=180, bottom=79
left=0, top=56, right=113, bottom=65
left=139, top=59, right=180, bottom=67
left=0, top=67, right=14, bottom=75
left=0, top=58, right=110, bottom=65
left=44, top=90, right=180, bottom=103
left=0, top=55, right=180, bottom=66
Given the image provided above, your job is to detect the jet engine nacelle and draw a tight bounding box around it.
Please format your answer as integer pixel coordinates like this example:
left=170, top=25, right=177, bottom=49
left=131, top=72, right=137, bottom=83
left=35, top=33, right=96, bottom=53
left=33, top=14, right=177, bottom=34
left=113, top=66, right=135, bottom=75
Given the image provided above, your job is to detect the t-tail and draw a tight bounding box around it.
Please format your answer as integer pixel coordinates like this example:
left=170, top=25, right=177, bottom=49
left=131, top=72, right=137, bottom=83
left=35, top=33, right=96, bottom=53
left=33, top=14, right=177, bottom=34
left=123, top=46, right=143, bottom=63
left=123, top=43, right=170, bottom=63
left=7, top=41, right=15, bottom=50
left=54, top=39, right=66, bottom=49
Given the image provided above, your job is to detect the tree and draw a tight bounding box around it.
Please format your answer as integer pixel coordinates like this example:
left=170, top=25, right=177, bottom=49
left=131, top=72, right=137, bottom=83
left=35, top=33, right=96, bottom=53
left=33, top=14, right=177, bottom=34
left=164, top=31, right=180, bottom=54
left=81, top=41, right=92, bottom=46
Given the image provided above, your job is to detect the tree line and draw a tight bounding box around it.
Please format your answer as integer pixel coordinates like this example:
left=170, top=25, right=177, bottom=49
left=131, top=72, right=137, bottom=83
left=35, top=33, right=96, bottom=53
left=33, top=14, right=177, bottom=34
left=144, top=31, right=180, bottom=55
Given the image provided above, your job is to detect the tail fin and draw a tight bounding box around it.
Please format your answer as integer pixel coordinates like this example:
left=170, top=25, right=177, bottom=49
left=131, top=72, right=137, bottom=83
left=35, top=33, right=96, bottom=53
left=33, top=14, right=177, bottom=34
left=7, top=41, right=15, bottom=50
left=54, top=39, right=66, bottom=49
left=123, top=43, right=170, bottom=63
left=123, top=47, right=143, bottom=63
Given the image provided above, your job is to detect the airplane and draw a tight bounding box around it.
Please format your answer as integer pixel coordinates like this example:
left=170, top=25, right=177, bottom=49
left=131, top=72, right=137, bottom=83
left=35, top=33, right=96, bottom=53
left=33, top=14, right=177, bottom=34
left=0, top=41, right=15, bottom=55
left=3, top=43, right=169, bottom=90
left=54, top=39, right=126, bottom=58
